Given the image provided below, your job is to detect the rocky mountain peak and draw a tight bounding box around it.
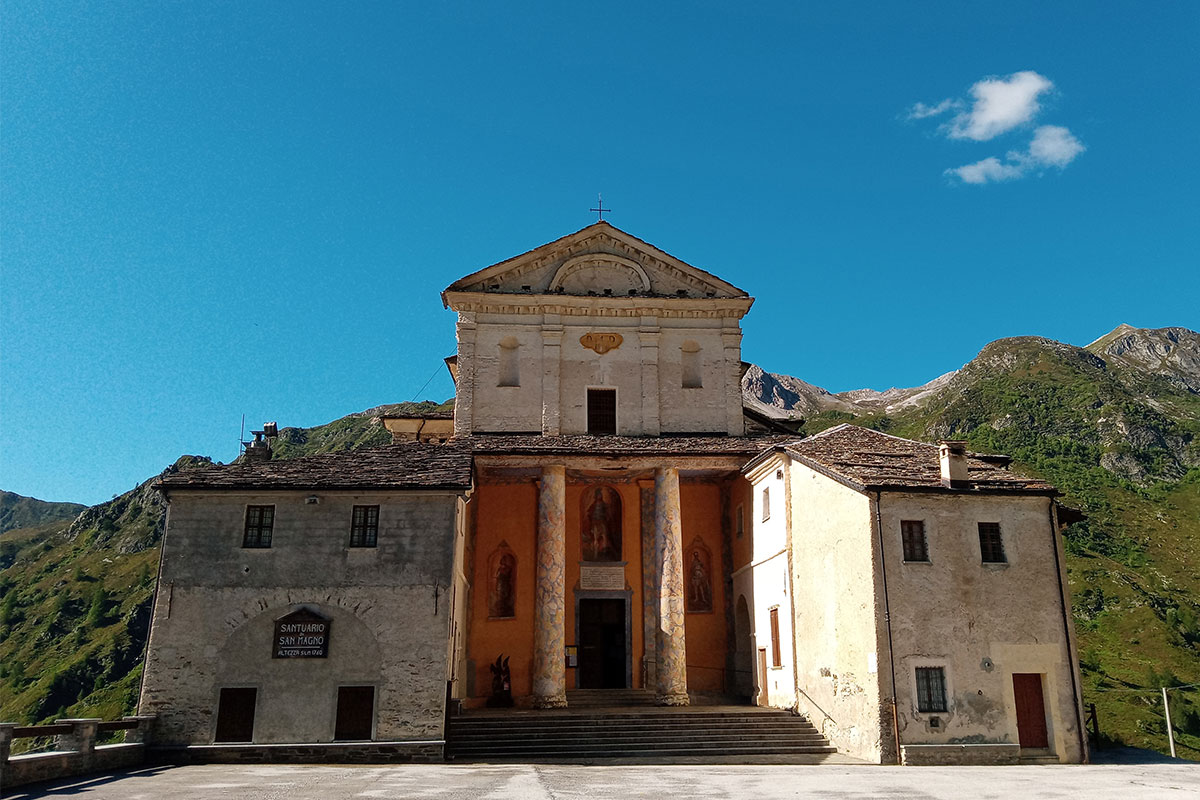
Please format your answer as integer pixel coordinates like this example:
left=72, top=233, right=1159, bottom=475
left=1086, top=324, right=1200, bottom=393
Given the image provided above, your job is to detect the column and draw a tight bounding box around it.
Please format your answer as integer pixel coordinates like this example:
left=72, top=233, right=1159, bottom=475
left=639, top=480, right=658, bottom=689
left=532, top=464, right=568, bottom=708
left=655, top=467, right=689, bottom=705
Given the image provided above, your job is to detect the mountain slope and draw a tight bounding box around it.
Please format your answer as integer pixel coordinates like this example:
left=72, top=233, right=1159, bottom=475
left=0, top=492, right=86, bottom=535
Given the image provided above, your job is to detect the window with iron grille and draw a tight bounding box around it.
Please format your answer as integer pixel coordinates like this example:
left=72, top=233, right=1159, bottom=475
left=587, top=388, right=616, bottom=435
left=243, top=505, right=274, bottom=548
left=916, top=666, right=948, bottom=712
left=901, top=520, right=928, bottom=562
left=350, top=505, right=379, bottom=548
left=769, top=606, right=782, bottom=667
left=978, top=522, right=1006, bottom=563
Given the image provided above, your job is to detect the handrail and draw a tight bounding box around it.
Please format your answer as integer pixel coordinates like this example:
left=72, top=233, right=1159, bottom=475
left=12, top=724, right=73, bottom=738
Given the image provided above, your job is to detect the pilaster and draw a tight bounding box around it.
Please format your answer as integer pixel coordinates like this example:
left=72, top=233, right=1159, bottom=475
left=639, top=321, right=661, bottom=436
left=454, top=313, right=477, bottom=436
left=541, top=319, right=563, bottom=435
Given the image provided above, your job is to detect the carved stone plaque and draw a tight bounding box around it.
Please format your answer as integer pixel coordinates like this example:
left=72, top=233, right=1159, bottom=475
left=580, top=332, right=623, bottom=355
left=580, top=564, right=626, bottom=591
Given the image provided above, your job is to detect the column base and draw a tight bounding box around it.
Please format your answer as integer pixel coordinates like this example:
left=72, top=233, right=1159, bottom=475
left=533, top=694, right=568, bottom=709
left=655, top=691, right=690, bottom=707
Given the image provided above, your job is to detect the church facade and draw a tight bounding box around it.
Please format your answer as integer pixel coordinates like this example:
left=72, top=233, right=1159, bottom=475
left=140, top=223, right=1087, bottom=765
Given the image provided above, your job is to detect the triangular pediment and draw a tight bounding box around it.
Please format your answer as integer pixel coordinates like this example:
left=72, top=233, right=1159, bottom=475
left=443, top=222, right=748, bottom=300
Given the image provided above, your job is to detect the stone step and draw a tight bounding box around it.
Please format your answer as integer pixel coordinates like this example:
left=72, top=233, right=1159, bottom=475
left=446, top=707, right=834, bottom=761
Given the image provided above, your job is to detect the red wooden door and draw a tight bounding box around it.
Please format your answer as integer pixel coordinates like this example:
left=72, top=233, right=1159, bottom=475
left=214, top=687, right=257, bottom=742
left=1012, top=673, right=1049, bottom=748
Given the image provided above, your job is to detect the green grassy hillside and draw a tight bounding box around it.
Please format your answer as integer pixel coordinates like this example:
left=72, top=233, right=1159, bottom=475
left=1, top=492, right=85, bottom=535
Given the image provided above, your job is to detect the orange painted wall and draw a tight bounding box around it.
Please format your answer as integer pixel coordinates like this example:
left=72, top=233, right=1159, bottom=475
left=730, top=476, right=755, bottom=571
left=467, top=480, right=538, bottom=701
left=466, top=474, right=735, bottom=701
left=680, top=480, right=729, bottom=692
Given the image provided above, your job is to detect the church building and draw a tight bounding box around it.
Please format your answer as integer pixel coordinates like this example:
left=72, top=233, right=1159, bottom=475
left=140, top=223, right=1088, bottom=765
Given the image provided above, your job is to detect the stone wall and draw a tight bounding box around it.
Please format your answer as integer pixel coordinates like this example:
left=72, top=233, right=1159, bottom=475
left=879, top=492, right=1086, bottom=763
left=139, top=490, right=461, bottom=746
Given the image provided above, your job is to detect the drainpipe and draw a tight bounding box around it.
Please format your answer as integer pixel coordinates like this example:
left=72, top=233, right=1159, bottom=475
left=874, top=491, right=902, bottom=765
left=1048, top=500, right=1088, bottom=762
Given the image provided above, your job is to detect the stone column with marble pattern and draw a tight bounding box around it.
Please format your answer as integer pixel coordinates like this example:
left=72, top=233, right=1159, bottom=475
left=532, top=464, right=568, bottom=708
left=654, top=466, right=689, bottom=705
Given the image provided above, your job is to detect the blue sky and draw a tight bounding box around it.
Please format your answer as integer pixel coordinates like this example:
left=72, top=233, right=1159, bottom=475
left=3, top=1, right=1197, bottom=505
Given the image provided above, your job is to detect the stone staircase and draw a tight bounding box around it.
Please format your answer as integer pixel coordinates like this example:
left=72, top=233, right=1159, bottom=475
left=445, top=703, right=836, bottom=761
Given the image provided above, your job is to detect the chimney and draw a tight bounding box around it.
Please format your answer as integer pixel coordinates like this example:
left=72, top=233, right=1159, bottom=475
left=939, top=441, right=969, bottom=489
left=243, top=421, right=279, bottom=462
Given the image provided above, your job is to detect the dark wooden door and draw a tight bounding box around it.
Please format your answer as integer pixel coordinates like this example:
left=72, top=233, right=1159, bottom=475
left=214, top=687, right=257, bottom=742
left=1013, top=673, right=1049, bottom=748
left=335, top=686, right=375, bottom=740
left=578, top=599, right=626, bottom=689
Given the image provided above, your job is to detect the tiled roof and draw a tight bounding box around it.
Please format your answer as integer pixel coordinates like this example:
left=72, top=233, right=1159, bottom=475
left=157, top=441, right=475, bottom=492
left=466, top=433, right=794, bottom=457
left=783, top=424, right=1054, bottom=494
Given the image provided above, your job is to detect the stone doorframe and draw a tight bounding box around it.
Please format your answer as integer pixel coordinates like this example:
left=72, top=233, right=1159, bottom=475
left=572, top=589, right=634, bottom=690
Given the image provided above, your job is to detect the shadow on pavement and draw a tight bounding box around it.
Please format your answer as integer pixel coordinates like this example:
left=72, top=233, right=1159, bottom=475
left=1, top=765, right=175, bottom=799
left=1088, top=746, right=1191, bottom=765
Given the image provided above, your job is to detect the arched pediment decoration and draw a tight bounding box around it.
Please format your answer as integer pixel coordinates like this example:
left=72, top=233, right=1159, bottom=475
left=549, top=254, right=652, bottom=296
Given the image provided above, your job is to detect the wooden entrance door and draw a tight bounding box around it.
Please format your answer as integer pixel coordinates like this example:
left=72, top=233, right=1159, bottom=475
left=578, top=599, right=627, bottom=688
left=1012, top=673, right=1049, bottom=748
left=335, top=686, right=376, bottom=740
left=757, top=648, right=769, bottom=706
left=214, top=687, right=257, bottom=742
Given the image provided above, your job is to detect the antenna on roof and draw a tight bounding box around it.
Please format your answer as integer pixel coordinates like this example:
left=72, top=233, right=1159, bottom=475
left=239, top=414, right=245, bottom=452
left=590, top=193, right=610, bottom=221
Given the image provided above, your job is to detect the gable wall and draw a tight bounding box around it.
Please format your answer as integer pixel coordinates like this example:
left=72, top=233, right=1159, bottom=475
left=878, top=492, right=1085, bottom=762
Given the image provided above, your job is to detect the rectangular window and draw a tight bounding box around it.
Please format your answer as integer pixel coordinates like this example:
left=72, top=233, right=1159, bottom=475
left=901, top=520, right=928, bottom=562
left=350, top=505, right=379, bottom=548
left=978, top=522, right=1006, bottom=563
left=762, top=487, right=771, bottom=521
left=736, top=504, right=744, bottom=539
left=587, top=388, right=617, bottom=435
left=916, top=667, right=948, bottom=713
left=243, top=505, right=274, bottom=548
left=769, top=607, right=782, bottom=667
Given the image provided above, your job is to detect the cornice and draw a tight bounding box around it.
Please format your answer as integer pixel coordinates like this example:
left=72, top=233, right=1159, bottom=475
left=443, top=290, right=754, bottom=320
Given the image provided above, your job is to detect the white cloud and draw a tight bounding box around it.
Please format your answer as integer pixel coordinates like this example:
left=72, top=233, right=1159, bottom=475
left=945, top=157, right=1025, bottom=184
left=907, top=98, right=960, bottom=120
left=1028, top=124, right=1086, bottom=167
left=946, top=125, right=1086, bottom=184
left=947, top=70, right=1054, bottom=141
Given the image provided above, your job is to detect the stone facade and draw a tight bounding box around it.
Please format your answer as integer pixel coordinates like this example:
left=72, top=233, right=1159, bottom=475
left=140, top=490, right=464, bottom=746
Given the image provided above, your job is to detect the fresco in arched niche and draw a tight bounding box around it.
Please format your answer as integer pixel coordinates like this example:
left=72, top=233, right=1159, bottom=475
left=686, top=537, right=713, bottom=614
left=488, top=542, right=517, bottom=619
left=581, top=486, right=622, bottom=562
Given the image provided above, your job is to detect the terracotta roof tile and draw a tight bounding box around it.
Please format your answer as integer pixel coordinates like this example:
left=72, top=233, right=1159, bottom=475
left=784, top=424, right=1054, bottom=494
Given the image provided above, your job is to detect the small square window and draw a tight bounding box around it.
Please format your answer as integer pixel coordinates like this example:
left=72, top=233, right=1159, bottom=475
left=916, top=666, right=948, bottom=713
left=978, top=522, right=1006, bottom=563
left=762, top=487, right=771, bottom=521
left=243, top=505, right=274, bottom=548
left=350, top=505, right=379, bottom=548
left=901, top=520, right=928, bottom=562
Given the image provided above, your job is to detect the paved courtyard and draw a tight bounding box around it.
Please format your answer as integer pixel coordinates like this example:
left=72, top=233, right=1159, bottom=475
left=6, top=757, right=1200, bottom=800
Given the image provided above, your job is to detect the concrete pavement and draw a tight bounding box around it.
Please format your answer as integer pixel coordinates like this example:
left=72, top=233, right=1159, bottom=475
left=5, top=758, right=1200, bottom=800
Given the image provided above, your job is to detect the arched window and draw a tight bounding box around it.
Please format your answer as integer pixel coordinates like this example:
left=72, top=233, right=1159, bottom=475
left=498, top=337, right=520, bottom=387
left=681, top=341, right=702, bottom=388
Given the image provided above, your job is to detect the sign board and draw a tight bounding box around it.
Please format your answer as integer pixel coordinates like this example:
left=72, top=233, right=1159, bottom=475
left=273, top=608, right=331, bottom=658
left=580, top=564, right=626, bottom=591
